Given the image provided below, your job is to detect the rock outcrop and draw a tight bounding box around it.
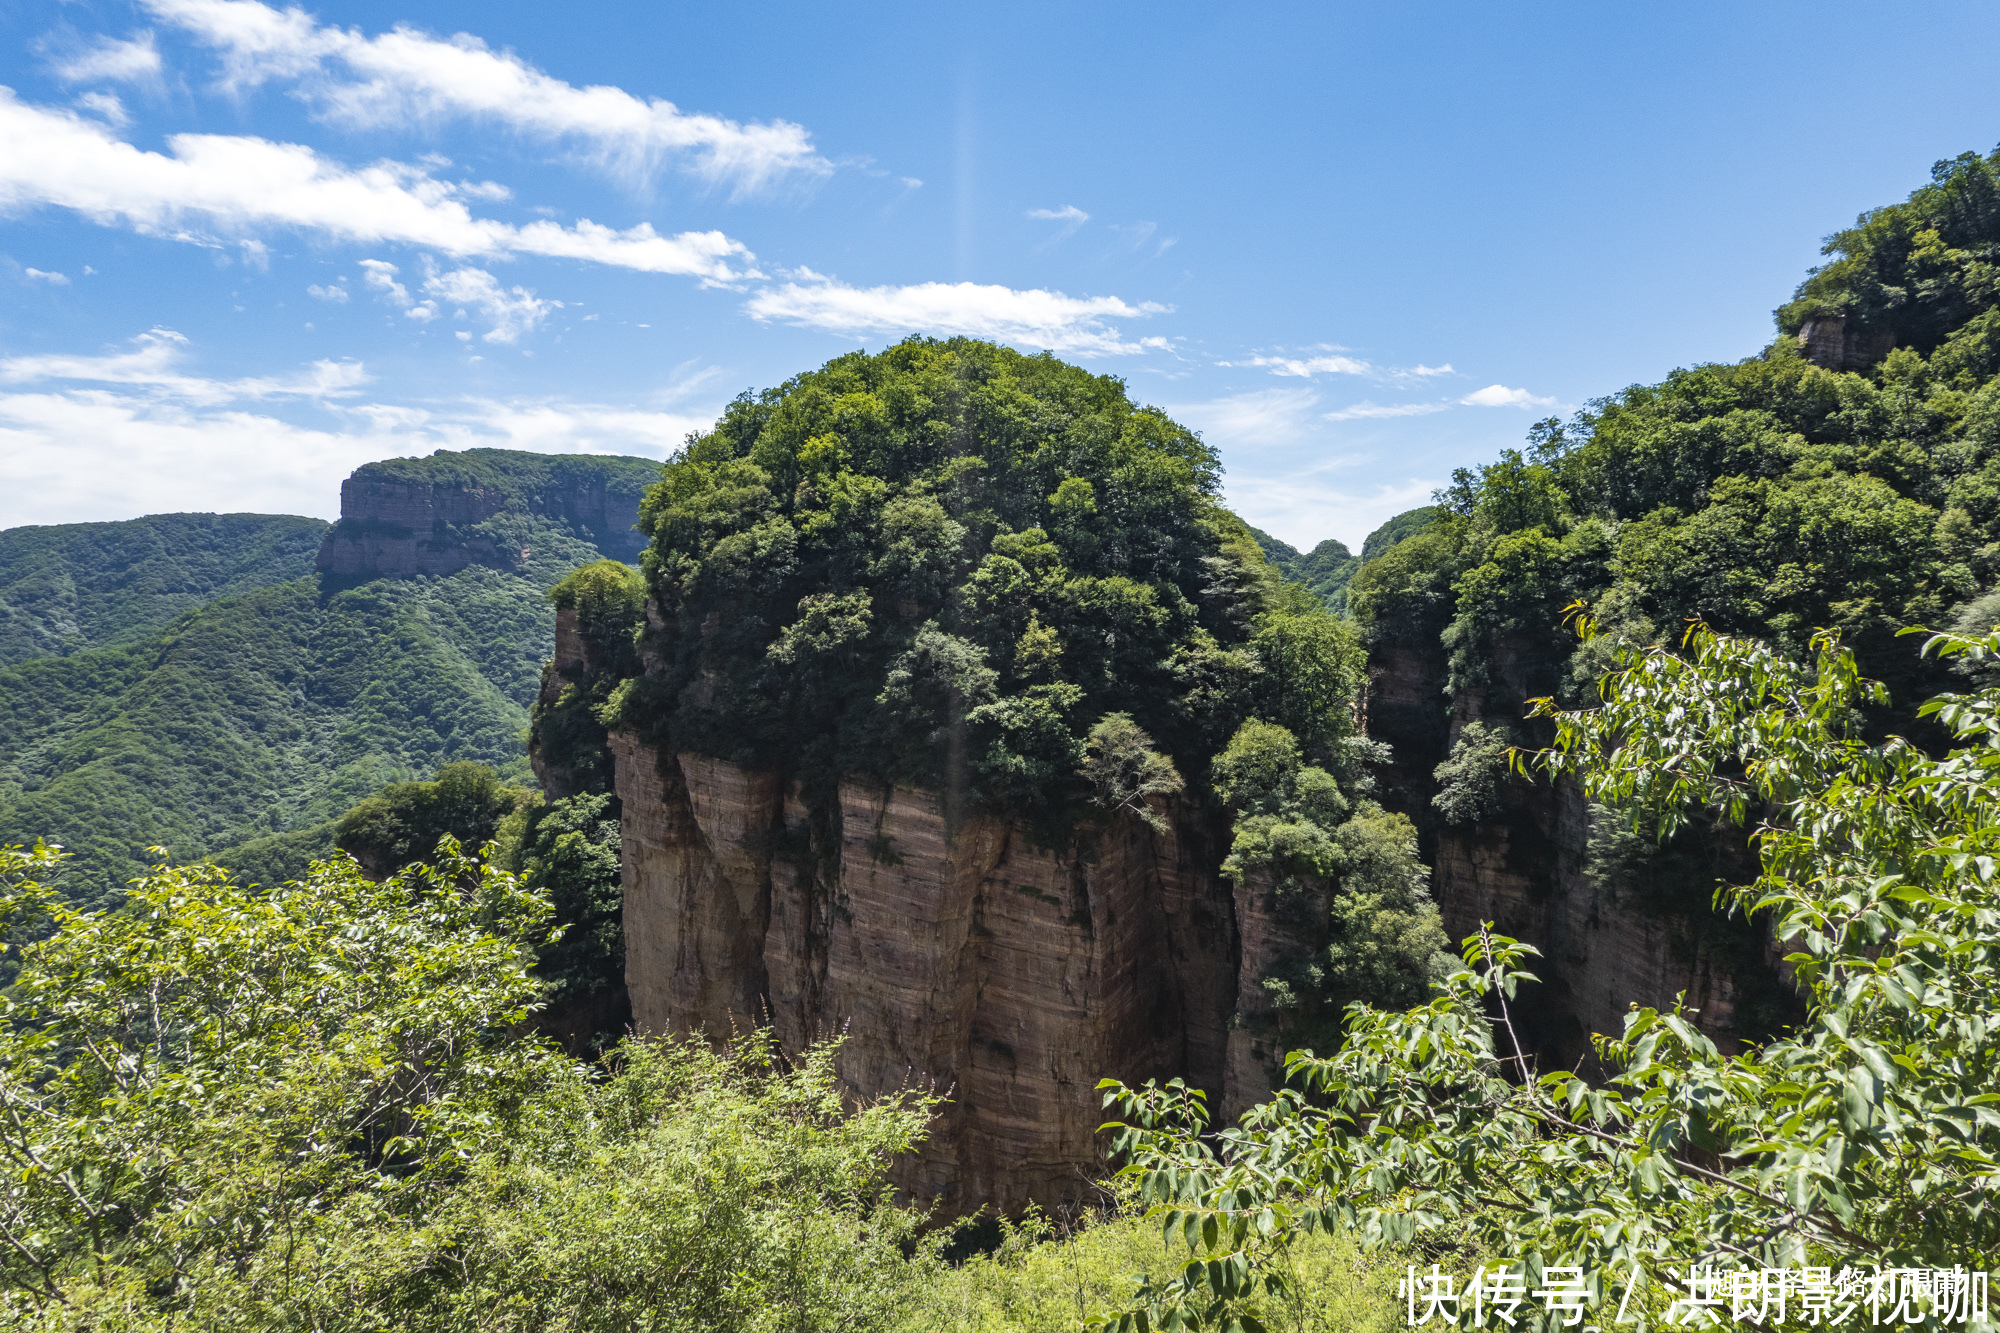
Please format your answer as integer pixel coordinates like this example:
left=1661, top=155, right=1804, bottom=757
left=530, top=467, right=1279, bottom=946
left=608, top=722, right=1257, bottom=1215
left=1365, top=635, right=1791, bottom=1071
left=1796, top=311, right=1897, bottom=374
left=316, top=448, right=658, bottom=580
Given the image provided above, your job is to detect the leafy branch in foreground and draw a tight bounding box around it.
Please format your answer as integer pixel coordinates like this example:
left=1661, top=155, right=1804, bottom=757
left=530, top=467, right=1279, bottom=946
left=1094, top=621, right=2000, bottom=1332
left=0, top=840, right=941, bottom=1331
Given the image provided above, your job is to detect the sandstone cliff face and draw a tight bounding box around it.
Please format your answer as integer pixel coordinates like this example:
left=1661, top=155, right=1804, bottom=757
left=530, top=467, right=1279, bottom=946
left=609, top=726, right=1251, bottom=1215
left=1366, top=634, right=1785, bottom=1068
left=317, top=452, right=650, bottom=580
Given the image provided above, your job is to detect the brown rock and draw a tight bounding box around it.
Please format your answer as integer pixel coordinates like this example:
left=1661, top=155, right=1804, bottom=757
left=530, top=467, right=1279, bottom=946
left=610, top=731, right=1242, bottom=1216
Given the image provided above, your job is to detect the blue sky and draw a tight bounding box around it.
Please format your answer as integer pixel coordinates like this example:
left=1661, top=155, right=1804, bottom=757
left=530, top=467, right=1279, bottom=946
left=3, top=1, right=1999, bottom=549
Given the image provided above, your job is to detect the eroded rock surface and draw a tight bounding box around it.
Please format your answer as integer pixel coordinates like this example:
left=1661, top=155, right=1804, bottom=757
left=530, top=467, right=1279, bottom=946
left=1366, top=635, right=1787, bottom=1070
left=609, top=730, right=1243, bottom=1215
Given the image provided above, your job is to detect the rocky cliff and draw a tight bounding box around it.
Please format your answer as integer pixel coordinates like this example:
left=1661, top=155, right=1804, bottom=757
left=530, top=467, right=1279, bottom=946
left=606, top=720, right=1271, bottom=1214
left=1364, top=634, right=1792, bottom=1071
left=317, top=448, right=659, bottom=580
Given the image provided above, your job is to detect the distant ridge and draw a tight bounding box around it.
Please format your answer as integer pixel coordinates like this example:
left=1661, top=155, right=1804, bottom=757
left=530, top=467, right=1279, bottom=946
left=0, top=448, right=663, bottom=908
left=0, top=513, right=328, bottom=667
left=317, top=449, right=660, bottom=580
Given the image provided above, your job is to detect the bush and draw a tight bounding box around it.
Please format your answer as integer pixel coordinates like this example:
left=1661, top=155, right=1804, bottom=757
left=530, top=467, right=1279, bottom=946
left=0, top=840, right=939, bottom=1332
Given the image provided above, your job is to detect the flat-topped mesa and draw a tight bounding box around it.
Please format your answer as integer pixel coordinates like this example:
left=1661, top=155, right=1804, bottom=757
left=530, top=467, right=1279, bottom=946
left=551, top=338, right=1412, bottom=1215
left=316, top=448, right=659, bottom=580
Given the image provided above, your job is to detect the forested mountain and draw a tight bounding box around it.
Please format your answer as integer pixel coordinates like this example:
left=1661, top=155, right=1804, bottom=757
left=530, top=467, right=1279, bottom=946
left=1350, top=146, right=2000, bottom=1060
left=1246, top=508, right=1441, bottom=612
left=1245, top=527, right=1359, bottom=611
left=0, top=451, right=659, bottom=909
left=540, top=338, right=1449, bottom=1213
left=0, top=513, right=328, bottom=666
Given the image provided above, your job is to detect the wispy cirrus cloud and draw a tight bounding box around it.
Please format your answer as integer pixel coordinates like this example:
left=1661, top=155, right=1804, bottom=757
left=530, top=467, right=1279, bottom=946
left=0, top=89, right=757, bottom=281
left=1027, top=204, right=1089, bottom=244
left=1164, top=388, right=1325, bottom=445
left=45, top=31, right=164, bottom=84
left=1237, top=351, right=1374, bottom=378
left=143, top=0, right=829, bottom=193
left=1224, top=350, right=1457, bottom=382
left=1322, top=400, right=1450, bottom=421
left=745, top=269, right=1170, bottom=356
left=0, top=327, right=366, bottom=404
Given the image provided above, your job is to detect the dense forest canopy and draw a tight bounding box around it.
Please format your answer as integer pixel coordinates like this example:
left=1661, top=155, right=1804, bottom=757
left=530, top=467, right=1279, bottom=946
left=616, top=339, right=1360, bottom=815
left=0, top=513, right=327, bottom=666
left=535, top=338, right=1452, bottom=1042
left=1353, top=147, right=2000, bottom=723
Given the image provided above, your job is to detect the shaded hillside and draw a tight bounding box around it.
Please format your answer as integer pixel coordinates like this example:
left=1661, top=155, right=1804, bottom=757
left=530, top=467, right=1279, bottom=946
left=1349, top=147, right=2000, bottom=1064
left=1248, top=509, right=1438, bottom=612
left=0, top=513, right=328, bottom=667
left=1, top=449, right=660, bottom=908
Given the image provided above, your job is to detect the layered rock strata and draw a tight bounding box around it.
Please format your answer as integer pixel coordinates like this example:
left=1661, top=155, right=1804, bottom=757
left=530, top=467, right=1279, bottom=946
left=610, top=729, right=1251, bottom=1215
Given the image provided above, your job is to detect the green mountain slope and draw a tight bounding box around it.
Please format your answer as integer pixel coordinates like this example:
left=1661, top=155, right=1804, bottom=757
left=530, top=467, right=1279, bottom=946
left=0, top=513, right=329, bottom=667
left=1, top=452, right=660, bottom=909
left=1248, top=509, right=1440, bottom=613
left=1246, top=527, right=1361, bottom=611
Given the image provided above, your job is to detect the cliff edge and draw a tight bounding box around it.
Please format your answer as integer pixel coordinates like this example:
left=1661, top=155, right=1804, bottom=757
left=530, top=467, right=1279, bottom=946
left=317, top=448, right=659, bottom=580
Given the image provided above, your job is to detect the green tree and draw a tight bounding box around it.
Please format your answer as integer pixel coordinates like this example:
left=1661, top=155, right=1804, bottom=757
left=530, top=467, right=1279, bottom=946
left=1094, top=623, right=2000, bottom=1332
left=334, top=760, right=530, bottom=878
left=0, top=840, right=939, bottom=1331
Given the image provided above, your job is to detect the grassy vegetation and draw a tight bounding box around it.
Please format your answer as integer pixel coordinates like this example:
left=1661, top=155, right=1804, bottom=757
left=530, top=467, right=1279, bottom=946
left=0, top=512, right=327, bottom=666
left=904, top=1205, right=1403, bottom=1333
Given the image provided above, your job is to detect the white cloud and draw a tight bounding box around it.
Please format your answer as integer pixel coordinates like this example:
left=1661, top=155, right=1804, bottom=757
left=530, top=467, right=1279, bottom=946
left=0, top=89, right=756, bottom=281
left=1026, top=204, right=1088, bottom=243
left=1323, top=400, right=1449, bottom=422
left=1461, top=383, right=1555, bottom=409
left=23, top=268, right=69, bottom=285
left=421, top=266, right=557, bottom=343
left=445, top=398, right=713, bottom=456
left=745, top=270, right=1169, bottom=356
left=1236, top=352, right=1375, bottom=378
left=1223, top=474, right=1440, bottom=554
left=0, top=391, right=414, bottom=527
left=0, top=328, right=367, bottom=405
left=306, top=281, right=347, bottom=302
left=48, top=32, right=163, bottom=84
left=1164, top=388, right=1323, bottom=446
left=74, top=91, right=132, bottom=127
left=0, top=379, right=719, bottom=531
left=359, top=258, right=411, bottom=305
left=357, top=259, right=558, bottom=341
left=144, top=0, right=829, bottom=193
left=1228, top=352, right=1458, bottom=382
